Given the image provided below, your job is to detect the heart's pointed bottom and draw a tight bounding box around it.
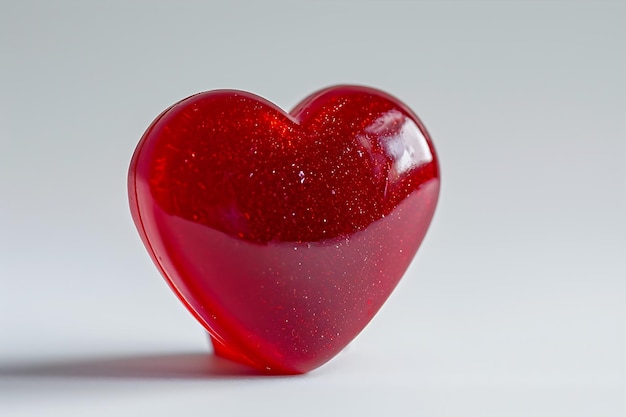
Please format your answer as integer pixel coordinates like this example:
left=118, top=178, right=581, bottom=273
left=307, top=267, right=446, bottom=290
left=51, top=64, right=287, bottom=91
left=208, top=334, right=303, bottom=376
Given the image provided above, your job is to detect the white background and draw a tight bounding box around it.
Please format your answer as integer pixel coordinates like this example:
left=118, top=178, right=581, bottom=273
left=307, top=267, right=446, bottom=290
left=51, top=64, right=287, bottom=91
left=1, top=1, right=624, bottom=416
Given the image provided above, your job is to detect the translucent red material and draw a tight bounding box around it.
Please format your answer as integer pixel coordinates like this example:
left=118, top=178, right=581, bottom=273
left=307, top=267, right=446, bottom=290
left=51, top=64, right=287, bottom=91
left=128, top=86, right=440, bottom=374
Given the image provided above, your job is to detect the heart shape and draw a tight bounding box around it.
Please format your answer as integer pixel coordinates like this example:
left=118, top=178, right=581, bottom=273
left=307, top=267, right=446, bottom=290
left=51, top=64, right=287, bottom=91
left=128, top=85, right=440, bottom=374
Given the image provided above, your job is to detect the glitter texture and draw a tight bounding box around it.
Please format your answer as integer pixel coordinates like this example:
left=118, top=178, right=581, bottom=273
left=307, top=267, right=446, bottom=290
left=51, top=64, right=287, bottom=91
left=128, top=85, right=440, bottom=374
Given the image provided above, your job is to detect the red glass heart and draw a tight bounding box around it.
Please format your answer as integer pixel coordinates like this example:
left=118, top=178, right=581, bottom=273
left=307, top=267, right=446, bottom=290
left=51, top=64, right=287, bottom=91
left=128, top=86, right=440, bottom=374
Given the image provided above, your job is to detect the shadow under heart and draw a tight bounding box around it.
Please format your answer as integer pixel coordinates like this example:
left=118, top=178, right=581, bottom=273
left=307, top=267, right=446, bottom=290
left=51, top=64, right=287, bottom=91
left=0, top=352, right=292, bottom=380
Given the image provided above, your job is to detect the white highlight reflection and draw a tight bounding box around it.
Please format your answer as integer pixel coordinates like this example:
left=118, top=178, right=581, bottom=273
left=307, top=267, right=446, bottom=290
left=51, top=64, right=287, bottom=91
left=366, top=110, right=433, bottom=177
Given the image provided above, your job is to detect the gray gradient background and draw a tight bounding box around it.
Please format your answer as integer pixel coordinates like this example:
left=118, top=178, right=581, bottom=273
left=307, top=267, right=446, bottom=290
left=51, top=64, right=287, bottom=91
left=1, top=1, right=624, bottom=416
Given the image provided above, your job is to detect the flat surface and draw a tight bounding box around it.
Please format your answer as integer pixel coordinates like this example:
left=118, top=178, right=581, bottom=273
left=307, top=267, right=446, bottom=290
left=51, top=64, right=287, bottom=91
left=1, top=1, right=624, bottom=416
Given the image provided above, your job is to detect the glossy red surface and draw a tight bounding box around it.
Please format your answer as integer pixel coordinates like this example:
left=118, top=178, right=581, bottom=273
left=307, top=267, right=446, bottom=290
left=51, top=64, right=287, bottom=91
left=129, top=86, right=440, bottom=374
